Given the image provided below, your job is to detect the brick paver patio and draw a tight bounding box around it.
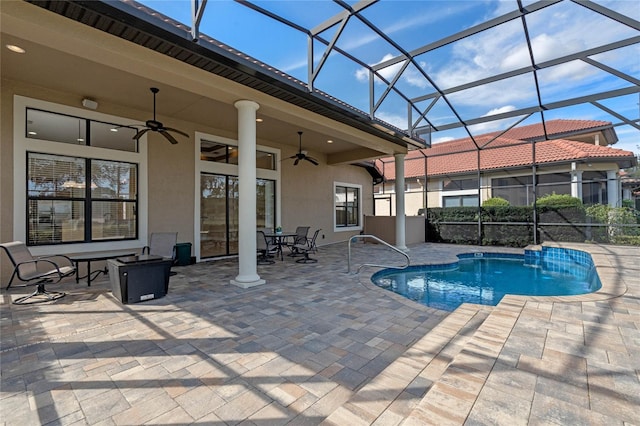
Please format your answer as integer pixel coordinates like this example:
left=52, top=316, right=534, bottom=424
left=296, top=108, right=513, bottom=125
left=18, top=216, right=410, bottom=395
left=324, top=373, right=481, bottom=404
left=1, top=242, right=638, bottom=425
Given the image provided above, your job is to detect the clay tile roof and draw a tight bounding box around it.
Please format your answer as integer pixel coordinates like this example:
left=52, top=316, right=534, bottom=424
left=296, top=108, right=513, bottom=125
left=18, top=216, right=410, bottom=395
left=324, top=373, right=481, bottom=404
left=487, top=119, right=612, bottom=141
left=380, top=139, right=636, bottom=180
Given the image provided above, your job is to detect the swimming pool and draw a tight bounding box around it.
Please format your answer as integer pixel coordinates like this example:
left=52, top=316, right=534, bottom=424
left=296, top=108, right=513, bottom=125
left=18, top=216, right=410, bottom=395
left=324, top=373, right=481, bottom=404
left=371, top=248, right=602, bottom=312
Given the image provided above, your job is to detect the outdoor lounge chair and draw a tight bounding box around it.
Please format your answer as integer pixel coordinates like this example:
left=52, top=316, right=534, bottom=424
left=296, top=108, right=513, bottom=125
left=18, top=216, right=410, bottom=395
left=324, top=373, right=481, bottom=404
left=293, top=229, right=320, bottom=264
left=257, top=230, right=279, bottom=264
left=0, top=241, right=75, bottom=305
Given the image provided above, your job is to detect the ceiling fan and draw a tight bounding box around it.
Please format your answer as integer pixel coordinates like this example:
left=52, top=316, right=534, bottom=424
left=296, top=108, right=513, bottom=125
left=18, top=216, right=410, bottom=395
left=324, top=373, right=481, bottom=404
left=289, top=131, right=318, bottom=166
left=133, top=87, right=188, bottom=145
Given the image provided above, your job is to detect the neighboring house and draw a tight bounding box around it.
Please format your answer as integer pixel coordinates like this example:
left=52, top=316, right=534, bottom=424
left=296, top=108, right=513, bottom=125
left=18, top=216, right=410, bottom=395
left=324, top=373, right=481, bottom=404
left=374, top=120, right=638, bottom=216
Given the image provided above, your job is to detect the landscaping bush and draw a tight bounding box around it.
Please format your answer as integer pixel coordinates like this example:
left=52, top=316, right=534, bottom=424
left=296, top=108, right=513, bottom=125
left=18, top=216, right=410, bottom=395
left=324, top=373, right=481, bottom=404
left=482, top=197, right=510, bottom=207
left=536, top=194, right=587, bottom=242
left=536, top=193, right=584, bottom=208
left=585, top=204, right=640, bottom=244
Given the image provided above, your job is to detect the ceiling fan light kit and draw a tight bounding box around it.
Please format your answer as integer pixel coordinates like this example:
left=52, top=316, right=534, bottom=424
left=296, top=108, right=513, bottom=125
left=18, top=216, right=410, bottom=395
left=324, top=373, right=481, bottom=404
left=289, top=131, right=318, bottom=166
left=133, top=87, right=188, bottom=145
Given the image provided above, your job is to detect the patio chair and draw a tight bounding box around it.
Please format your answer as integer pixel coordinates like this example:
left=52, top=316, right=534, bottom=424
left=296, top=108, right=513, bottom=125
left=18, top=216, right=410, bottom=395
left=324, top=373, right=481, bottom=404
left=0, top=241, right=75, bottom=305
left=142, top=232, right=178, bottom=261
left=257, top=230, right=279, bottom=264
left=293, top=229, right=320, bottom=264
left=287, top=226, right=310, bottom=256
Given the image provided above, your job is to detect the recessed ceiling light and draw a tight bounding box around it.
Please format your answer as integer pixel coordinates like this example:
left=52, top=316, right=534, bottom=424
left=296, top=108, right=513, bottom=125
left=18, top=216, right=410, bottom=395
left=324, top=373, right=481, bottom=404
left=6, top=44, right=25, bottom=54
left=110, top=128, right=118, bottom=132
left=28, top=131, right=37, bottom=136
left=327, top=139, right=334, bottom=144
left=256, top=118, right=263, bottom=122
left=77, top=138, right=85, bottom=142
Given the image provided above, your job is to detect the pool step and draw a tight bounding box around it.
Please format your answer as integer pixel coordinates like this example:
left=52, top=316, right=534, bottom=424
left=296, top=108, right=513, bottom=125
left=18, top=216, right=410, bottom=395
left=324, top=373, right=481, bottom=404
left=403, top=296, right=525, bottom=424
left=324, top=304, right=493, bottom=425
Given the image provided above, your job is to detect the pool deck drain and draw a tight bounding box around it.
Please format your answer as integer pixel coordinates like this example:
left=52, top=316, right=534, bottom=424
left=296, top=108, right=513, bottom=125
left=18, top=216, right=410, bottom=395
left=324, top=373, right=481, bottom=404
left=1, top=242, right=638, bottom=424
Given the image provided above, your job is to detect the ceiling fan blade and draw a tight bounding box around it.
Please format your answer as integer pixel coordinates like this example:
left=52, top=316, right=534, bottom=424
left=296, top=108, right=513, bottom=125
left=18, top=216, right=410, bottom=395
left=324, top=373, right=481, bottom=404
left=163, top=127, right=189, bottom=138
left=289, top=154, right=298, bottom=159
left=294, top=158, right=300, bottom=165
left=305, top=156, right=319, bottom=165
left=160, top=130, right=179, bottom=145
left=133, top=128, right=150, bottom=140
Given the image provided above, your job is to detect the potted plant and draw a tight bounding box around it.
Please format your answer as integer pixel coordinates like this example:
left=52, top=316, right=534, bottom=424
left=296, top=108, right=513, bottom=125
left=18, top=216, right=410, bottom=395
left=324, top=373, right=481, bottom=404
left=275, top=226, right=282, bottom=234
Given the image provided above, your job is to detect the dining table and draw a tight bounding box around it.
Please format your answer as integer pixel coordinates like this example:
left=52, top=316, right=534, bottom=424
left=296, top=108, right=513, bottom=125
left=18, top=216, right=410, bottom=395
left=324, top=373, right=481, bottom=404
left=263, top=231, right=296, bottom=261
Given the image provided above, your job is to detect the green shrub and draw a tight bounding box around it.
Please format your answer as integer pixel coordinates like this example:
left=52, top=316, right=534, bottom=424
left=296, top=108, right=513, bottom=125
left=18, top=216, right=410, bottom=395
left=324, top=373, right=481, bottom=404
left=585, top=204, right=609, bottom=223
left=482, top=197, right=510, bottom=207
left=536, top=193, right=583, bottom=208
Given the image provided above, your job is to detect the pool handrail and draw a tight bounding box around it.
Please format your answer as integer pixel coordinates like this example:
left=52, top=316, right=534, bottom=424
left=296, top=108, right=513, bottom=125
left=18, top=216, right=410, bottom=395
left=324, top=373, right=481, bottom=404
left=347, top=234, right=410, bottom=274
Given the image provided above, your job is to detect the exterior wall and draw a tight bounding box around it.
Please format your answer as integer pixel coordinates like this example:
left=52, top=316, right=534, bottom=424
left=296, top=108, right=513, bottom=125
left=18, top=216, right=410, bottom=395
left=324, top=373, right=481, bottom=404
left=281, top=161, right=373, bottom=246
left=1, top=80, right=376, bottom=281
left=364, top=216, right=425, bottom=245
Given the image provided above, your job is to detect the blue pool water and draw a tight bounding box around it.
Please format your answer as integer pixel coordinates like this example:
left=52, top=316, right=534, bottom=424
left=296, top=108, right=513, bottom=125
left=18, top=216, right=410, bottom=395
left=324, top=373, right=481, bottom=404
left=371, top=250, right=601, bottom=312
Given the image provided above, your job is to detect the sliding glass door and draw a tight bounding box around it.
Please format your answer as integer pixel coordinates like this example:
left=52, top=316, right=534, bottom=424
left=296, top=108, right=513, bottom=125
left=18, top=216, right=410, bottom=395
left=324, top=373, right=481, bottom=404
left=200, top=173, right=275, bottom=258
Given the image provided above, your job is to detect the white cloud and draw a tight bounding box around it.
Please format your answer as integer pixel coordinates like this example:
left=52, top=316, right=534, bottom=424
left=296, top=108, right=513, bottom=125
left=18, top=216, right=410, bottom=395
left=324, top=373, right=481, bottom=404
left=467, top=106, right=519, bottom=134
left=375, top=111, right=407, bottom=129
left=355, top=54, right=430, bottom=89
left=433, top=136, right=456, bottom=144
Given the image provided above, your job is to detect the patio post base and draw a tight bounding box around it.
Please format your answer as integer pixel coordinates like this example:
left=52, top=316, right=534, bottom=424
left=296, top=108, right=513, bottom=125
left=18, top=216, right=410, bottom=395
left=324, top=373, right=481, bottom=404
left=230, top=277, right=266, bottom=288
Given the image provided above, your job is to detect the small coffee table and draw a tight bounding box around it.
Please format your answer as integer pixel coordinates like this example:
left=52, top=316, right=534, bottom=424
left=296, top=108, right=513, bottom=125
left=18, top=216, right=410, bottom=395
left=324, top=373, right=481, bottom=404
left=70, top=251, right=135, bottom=286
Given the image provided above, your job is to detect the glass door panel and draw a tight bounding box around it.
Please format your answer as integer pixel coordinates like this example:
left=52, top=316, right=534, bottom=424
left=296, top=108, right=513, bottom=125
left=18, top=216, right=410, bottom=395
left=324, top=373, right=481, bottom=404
left=227, top=177, right=239, bottom=255
left=201, top=174, right=227, bottom=258
left=257, top=179, right=275, bottom=230
left=200, top=173, right=276, bottom=258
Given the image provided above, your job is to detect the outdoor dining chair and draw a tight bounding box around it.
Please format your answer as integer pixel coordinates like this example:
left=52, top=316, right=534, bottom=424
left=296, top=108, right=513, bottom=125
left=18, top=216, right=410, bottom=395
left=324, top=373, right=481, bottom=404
left=293, top=229, right=320, bottom=264
left=257, top=230, right=279, bottom=264
left=287, top=226, right=310, bottom=256
left=0, top=241, right=75, bottom=305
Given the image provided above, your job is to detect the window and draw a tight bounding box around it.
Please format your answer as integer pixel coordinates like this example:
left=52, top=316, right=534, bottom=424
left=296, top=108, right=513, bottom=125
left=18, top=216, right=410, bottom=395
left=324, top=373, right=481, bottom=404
left=27, top=153, right=137, bottom=245
left=335, top=183, right=361, bottom=229
left=492, top=173, right=571, bottom=206
left=443, top=195, right=478, bottom=207
left=201, top=140, right=276, bottom=170
left=582, top=171, right=608, bottom=205
left=26, top=108, right=138, bottom=152
left=443, top=178, right=478, bottom=191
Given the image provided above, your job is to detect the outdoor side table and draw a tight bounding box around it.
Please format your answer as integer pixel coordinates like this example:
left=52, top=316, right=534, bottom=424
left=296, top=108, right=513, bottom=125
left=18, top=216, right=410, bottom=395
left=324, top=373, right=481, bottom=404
left=70, top=251, right=136, bottom=286
left=107, top=255, right=172, bottom=304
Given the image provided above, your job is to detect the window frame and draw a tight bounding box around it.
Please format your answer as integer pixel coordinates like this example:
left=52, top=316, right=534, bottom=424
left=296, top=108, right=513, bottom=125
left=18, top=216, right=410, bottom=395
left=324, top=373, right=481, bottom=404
left=334, top=182, right=362, bottom=232
left=26, top=152, right=139, bottom=246
left=13, top=95, right=148, bottom=256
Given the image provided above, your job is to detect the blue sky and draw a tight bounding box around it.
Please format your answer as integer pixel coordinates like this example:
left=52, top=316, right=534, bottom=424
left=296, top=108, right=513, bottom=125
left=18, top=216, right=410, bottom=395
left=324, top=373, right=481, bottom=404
left=139, top=0, right=639, bottom=155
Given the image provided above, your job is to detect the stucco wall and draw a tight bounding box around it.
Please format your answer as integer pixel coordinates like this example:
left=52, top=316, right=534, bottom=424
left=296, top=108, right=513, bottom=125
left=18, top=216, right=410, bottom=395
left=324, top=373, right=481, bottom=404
left=363, top=215, right=425, bottom=245
left=1, top=81, right=375, bottom=282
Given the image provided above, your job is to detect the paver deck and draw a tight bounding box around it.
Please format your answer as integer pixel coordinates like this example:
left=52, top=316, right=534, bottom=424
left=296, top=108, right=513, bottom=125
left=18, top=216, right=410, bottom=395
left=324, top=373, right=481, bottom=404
left=1, top=242, right=638, bottom=425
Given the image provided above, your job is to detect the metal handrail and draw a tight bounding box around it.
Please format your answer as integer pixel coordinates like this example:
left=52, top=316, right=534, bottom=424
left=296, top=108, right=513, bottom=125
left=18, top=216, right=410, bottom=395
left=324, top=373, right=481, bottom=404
left=347, top=234, right=410, bottom=274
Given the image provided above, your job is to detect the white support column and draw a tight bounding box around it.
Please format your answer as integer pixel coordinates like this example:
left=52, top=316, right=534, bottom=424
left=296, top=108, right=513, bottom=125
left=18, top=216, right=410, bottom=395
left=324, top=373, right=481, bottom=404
left=570, top=162, right=583, bottom=201
left=231, top=100, right=265, bottom=288
left=607, top=170, right=619, bottom=207
left=394, top=153, right=408, bottom=251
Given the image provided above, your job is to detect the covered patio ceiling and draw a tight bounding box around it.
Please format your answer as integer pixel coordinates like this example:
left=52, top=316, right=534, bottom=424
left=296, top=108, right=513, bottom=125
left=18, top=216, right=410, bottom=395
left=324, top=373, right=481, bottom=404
left=3, top=0, right=639, bottom=156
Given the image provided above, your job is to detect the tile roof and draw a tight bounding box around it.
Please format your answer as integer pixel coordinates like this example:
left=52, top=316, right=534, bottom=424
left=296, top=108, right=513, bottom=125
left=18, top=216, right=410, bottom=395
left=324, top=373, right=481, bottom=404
left=486, top=119, right=612, bottom=141
left=378, top=138, right=636, bottom=180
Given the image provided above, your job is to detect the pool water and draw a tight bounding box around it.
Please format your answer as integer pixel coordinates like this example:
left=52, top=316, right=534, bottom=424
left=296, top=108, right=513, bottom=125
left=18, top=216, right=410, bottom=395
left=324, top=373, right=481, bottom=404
left=371, top=254, right=601, bottom=312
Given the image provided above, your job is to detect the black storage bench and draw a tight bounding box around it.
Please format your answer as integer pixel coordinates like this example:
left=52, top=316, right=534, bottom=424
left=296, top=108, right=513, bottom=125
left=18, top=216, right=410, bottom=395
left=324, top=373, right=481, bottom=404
left=107, top=255, right=172, bottom=304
